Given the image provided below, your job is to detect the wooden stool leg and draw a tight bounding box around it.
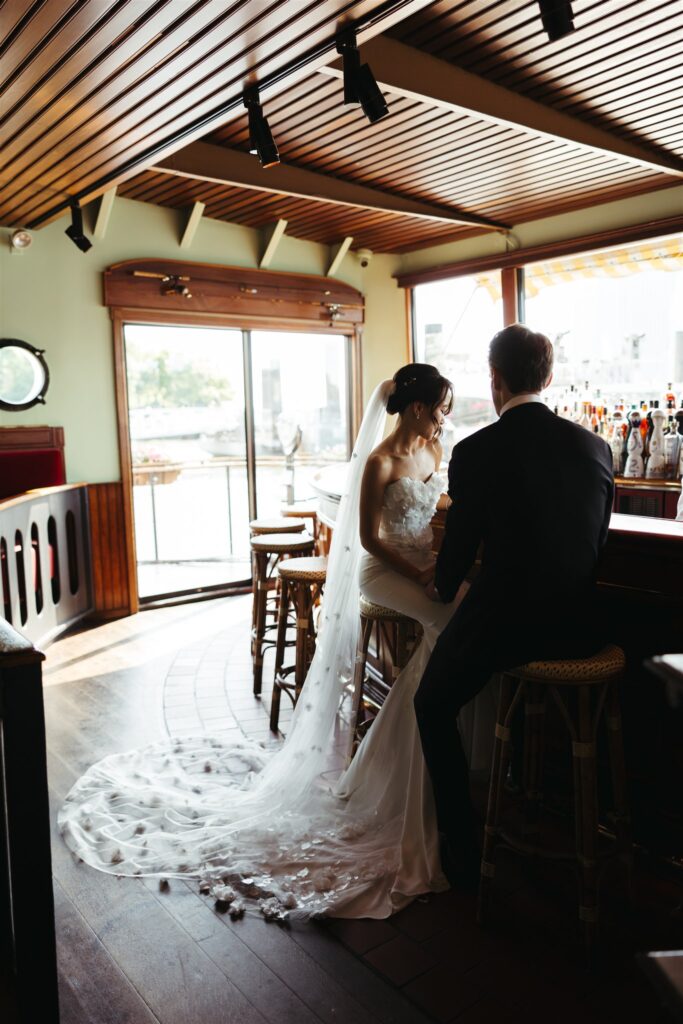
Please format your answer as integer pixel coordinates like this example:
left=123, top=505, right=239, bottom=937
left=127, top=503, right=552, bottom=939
left=348, top=616, right=373, bottom=762
left=523, top=683, right=546, bottom=845
left=270, top=578, right=290, bottom=733
left=478, top=673, right=516, bottom=925
left=395, top=619, right=408, bottom=675
left=250, top=549, right=257, bottom=656
left=574, top=685, right=599, bottom=961
left=293, top=580, right=313, bottom=704
left=606, top=680, right=634, bottom=898
left=252, top=550, right=269, bottom=696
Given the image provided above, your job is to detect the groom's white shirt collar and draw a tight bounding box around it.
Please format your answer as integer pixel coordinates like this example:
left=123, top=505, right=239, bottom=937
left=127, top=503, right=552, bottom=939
left=499, top=393, right=546, bottom=418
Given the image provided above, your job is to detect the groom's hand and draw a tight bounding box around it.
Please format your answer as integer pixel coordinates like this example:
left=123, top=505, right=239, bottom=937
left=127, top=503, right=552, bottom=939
left=425, top=579, right=441, bottom=602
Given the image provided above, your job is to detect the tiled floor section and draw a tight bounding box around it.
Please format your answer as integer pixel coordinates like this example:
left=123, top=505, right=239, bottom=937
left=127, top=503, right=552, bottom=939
left=44, top=596, right=680, bottom=1024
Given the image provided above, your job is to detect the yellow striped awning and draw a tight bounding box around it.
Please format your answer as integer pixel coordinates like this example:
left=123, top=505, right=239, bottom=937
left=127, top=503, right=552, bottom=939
left=525, top=236, right=683, bottom=297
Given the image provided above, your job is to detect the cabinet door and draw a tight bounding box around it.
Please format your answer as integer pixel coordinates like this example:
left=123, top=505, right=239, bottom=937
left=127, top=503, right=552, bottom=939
left=663, top=491, right=682, bottom=520
left=615, top=486, right=664, bottom=518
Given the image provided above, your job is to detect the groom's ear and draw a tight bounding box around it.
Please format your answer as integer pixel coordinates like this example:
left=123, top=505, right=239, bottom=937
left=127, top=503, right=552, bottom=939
left=490, top=366, right=502, bottom=391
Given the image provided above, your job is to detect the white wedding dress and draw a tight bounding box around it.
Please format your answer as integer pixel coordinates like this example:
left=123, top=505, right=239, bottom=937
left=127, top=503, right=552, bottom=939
left=59, top=383, right=495, bottom=920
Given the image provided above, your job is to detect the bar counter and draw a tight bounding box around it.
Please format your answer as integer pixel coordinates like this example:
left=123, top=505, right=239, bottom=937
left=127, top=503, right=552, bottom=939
left=312, top=462, right=682, bottom=600
left=312, top=464, right=683, bottom=862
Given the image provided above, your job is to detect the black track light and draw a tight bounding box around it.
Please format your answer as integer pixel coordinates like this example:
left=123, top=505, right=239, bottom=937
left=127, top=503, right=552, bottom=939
left=538, top=0, right=575, bottom=41
left=243, top=86, right=280, bottom=168
left=336, top=29, right=388, bottom=125
left=65, top=202, right=92, bottom=252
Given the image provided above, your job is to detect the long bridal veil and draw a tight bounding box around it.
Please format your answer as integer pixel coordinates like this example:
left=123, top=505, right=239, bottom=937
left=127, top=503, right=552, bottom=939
left=59, top=380, right=402, bottom=918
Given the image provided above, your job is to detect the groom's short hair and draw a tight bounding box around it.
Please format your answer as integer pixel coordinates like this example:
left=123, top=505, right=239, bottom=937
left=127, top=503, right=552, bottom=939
left=488, top=323, right=554, bottom=394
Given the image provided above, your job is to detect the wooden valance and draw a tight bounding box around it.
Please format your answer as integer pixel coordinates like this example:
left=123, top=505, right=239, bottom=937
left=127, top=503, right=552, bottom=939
left=104, top=259, right=364, bottom=329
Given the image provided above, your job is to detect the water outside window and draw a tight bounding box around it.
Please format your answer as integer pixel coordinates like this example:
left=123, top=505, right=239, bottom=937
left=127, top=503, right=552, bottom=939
left=125, top=324, right=249, bottom=599
left=413, top=273, right=504, bottom=455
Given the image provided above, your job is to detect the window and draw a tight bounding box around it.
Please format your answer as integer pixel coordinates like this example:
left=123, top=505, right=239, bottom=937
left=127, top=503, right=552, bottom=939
left=523, top=236, right=683, bottom=414
left=412, top=273, right=504, bottom=454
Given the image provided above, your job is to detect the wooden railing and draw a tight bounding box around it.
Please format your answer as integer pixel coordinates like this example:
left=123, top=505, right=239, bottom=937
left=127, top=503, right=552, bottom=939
left=0, top=619, right=59, bottom=1023
left=0, top=484, right=93, bottom=647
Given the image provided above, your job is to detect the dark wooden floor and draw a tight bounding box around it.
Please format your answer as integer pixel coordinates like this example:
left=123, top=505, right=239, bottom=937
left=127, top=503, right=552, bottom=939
left=37, top=597, right=680, bottom=1024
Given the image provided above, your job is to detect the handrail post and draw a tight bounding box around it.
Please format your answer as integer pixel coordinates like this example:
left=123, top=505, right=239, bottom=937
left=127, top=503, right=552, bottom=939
left=0, top=619, right=59, bottom=1024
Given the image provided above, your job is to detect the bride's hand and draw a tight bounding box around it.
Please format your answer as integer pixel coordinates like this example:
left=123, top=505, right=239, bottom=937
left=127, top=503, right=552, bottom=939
left=414, top=564, right=435, bottom=587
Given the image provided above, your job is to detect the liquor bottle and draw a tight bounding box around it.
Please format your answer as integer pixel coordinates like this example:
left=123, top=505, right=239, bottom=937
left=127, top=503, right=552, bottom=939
left=639, top=401, right=650, bottom=458
left=665, top=382, right=676, bottom=407
left=664, top=413, right=681, bottom=479
left=595, top=389, right=604, bottom=423
left=591, top=405, right=600, bottom=433
left=578, top=402, right=592, bottom=430
left=676, top=406, right=683, bottom=479
left=624, top=409, right=645, bottom=478
left=609, top=410, right=625, bottom=476
left=646, top=400, right=658, bottom=449
left=645, top=407, right=667, bottom=479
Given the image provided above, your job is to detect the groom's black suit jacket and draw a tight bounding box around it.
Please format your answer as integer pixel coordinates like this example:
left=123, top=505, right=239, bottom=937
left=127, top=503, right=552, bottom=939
left=434, top=401, right=614, bottom=663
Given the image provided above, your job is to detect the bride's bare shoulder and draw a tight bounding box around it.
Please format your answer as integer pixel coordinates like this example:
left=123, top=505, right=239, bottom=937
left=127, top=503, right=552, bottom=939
left=363, top=445, right=395, bottom=486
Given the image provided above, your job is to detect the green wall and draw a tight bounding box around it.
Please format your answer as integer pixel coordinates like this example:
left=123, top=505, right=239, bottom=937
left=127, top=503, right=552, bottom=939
left=0, top=198, right=408, bottom=482
left=2, top=184, right=681, bottom=483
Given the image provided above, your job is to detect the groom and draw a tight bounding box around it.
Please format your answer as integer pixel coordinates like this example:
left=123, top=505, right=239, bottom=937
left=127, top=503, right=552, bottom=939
left=414, top=323, right=614, bottom=883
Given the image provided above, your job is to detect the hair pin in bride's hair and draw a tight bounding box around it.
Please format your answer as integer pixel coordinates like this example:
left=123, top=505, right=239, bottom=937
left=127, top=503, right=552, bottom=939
left=401, top=376, right=417, bottom=388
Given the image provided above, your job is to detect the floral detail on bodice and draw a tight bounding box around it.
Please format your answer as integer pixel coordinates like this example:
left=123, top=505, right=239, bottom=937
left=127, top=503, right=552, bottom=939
left=379, top=473, right=446, bottom=551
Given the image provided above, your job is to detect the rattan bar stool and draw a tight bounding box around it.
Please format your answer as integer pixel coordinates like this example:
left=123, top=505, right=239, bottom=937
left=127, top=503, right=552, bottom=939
left=250, top=532, right=314, bottom=697
left=477, top=644, right=632, bottom=960
left=250, top=517, right=306, bottom=535
left=280, top=504, right=321, bottom=554
left=249, top=517, right=307, bottom=652
left=270, top=556, right=328, bottom=732
left=347, top=595, right=421, bottom=760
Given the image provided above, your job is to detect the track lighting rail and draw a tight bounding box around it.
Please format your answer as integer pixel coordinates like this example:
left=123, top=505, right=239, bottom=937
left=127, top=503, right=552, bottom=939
left=26, top=0, right=429, bottom=230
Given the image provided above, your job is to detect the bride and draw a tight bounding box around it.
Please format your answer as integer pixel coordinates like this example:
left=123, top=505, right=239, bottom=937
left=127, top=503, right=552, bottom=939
left=59, top=364, right=494, bottom=920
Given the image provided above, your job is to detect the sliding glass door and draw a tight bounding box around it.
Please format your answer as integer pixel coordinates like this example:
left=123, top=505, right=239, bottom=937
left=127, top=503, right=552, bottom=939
left=250, top=330, right=350, bottom=518
left=123, top=323, right=351, bottom=602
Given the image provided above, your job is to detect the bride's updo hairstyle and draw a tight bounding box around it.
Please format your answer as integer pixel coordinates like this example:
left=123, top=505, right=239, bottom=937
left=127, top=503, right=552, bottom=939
left=386, top=363, right=453, bottom=438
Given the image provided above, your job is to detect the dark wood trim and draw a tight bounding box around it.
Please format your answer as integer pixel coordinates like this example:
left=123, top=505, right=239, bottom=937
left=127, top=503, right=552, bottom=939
left=109, top=306, right=357, bottom=335
left=105, top=259, right=364, bottom=330
left=404, top=286, right=415, bottom=362
left=109, top=267, right=364, bottom=607
left=501, top=267, right=520, bottom=325
left=395, top=215, right=683, bottom=287
left=87, top=481, right=133, bottom=619
left=111, top=313, right=140, bottom=616
left=0, top=426, right=64, bottom=451
left=350, top=326, right=363, bottom=441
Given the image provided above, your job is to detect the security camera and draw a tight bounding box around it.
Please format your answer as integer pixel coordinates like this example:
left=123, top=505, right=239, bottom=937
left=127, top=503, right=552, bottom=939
left=356, top=248, right=373, bottom=268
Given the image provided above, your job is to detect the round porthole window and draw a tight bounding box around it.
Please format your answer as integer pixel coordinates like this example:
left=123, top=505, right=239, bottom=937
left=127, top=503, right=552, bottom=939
left=0, top=339, right=50, bottom=411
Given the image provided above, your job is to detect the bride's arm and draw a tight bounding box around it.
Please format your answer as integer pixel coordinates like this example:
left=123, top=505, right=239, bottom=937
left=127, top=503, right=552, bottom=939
left=431, top=439, right=452, bottom=511
left=359, top=454, right=434, bottom=585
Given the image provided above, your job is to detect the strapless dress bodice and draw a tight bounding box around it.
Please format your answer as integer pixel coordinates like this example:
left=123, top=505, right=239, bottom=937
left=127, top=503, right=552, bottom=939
left=378, top=473, right=446, bottom=552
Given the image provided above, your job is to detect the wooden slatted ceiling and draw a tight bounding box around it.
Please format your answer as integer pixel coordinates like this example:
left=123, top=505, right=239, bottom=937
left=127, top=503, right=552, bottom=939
left=127, top=69, right=669, bottom=253
left=2, top=0, right=680, bottom=252
left=0, top=0, right=434, bottom=229
left=388, top=0, right=683, bottom=157
left=209, top=75, right=673, bottom=217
